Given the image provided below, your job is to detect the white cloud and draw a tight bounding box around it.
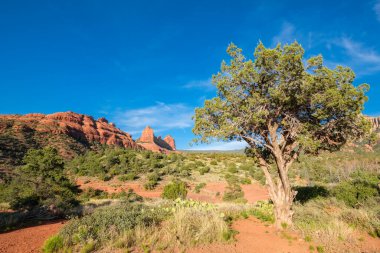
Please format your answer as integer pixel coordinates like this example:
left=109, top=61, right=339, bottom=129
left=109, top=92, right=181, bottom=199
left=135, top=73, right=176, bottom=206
left=183, top=78, right=214, bottom=89
left=188, top=141, right=248, bottom=151
left=112, top=102, right=194, bottom=135
left=328, top=37, right=380, bottom=75
left=272, top=22, right=296, bottom=46
left=374, top=0, right=380, bottom=21
left=339, top=37, right=380, bottom=64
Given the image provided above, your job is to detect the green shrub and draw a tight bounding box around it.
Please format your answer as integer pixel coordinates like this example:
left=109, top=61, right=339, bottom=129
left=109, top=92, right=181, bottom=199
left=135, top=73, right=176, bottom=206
left=162, top=181, right=188, bottom=200
left=249, top=201, right=275, bottom=223
left=199, top=167, right=210, bottom=175
left=240, top=177, right=251, bottom=185
left=332, top=171, right=379, bottom=207
left=144, top=173, right=160, bottom=190
left=59, top=204, right=167, bottom=247
left=227, top=164, right=238, bottom=174
left=43, top=235, right=64, bottom=253
left=194, top=183, right=206, bottom=193
left=8, top=147, right=78, bottom=214
left=223, top=184, right=246, bottom=203
left=210, top=160, right=218, bottom=166
left=118, top=172, right=137, bottom=181
left=80, top=188, right=108, bottom=200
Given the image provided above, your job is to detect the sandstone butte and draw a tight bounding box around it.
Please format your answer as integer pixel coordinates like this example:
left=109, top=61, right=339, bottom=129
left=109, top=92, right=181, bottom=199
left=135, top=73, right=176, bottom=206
left=0, top=112, right=177, bottom=159
left=136, top=126, right=176, bottom=153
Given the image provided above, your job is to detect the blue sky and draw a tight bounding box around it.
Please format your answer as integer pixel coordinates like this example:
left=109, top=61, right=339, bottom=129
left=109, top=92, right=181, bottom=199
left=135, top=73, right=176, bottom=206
left=1, top=0, right=379, bottom=150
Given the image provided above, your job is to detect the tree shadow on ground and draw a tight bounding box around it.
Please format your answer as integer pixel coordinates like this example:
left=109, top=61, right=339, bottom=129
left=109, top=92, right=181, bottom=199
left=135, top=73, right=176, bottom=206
left=293, top=185, right=329, bottom=204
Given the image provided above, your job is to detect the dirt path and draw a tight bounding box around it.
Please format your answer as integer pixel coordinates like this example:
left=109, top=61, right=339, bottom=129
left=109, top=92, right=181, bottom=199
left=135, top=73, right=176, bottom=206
left=188, top=216, right=311, bottom=253
left=0, top=220, right=65, bottom=253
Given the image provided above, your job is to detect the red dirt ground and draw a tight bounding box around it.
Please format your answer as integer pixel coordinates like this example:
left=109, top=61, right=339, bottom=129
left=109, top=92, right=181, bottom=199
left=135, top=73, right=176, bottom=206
left=0, top=220, right=65, bottom=253
left=188, top=216, right=311, bottom=253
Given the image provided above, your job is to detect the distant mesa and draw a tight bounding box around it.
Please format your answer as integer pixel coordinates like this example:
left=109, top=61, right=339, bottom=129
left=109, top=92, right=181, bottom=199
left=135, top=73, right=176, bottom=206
left=136, top=126, right=176, bottom=153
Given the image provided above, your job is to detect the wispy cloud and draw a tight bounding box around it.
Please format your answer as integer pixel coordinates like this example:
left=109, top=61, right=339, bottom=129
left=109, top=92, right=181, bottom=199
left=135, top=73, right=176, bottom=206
left=272, top=21, right=296, bottom=46
left=329, top=37, right=380, bottom=75
left=339, top=37, right=380, bottom=64
left=112, top=102, right=194, bottom=135
left=374, top=0, right=380, bottom=21
left=188, top=141, right=247, bottom=151
left=183, top=78, right=214, bottom=90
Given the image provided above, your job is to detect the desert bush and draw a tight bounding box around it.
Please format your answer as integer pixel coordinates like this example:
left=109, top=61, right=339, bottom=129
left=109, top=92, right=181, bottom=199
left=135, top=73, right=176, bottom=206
left=162, top=181, right=188, bottom=200
left=58, top=204, right=167, bottom=250
left=144, top=172, right=160, bottom=190
left=249, top=200, right=275, bottom=223
left=199, top=166, right=210, bottom=175
left=332, top=171, right=379, bottom=207
left=210, top=160, right=218, bottom=166
left=194, top=183, right=206, bottom=193
left=240, top=177, right=251, bottom=185
left=227, top=164, right=238, bottom=173
left=6, top=147, right=78, bottom=214
left=223, top=184, right=246, bottom=203
left=162, top=207, right=231, bottom=248
left=118, top=172, right=137, bottom=181
left=42, top=235, right=64, bottom=253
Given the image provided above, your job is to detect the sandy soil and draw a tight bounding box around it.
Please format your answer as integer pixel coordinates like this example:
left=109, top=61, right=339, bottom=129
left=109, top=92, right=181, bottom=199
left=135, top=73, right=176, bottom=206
left=188, top=217, right=311, bottom=253
left=0, top=220, right=65, bottom=253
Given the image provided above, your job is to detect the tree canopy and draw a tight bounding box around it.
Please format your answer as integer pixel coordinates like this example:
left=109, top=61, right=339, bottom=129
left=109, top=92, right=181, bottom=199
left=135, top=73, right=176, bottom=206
left=193, top=41, right=370, bottom=226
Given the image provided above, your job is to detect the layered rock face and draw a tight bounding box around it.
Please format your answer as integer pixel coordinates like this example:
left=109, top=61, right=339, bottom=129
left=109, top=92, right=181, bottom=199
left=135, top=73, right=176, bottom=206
left=0, top=112, right=142, bottom=165
left=367, top=116, right=380, bottom=131
left=136, top=126, right=176, bottom=153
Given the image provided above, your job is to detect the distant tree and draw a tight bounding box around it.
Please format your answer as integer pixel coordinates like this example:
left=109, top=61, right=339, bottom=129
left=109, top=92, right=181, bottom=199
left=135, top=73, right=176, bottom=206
left=10, top=147, right=78, bottom=214
left=193, top=41, right=370, bottom=228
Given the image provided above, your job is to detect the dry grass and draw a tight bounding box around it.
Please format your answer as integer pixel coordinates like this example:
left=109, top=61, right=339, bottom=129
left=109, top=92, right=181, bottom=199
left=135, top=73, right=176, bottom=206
left=293, top=198, right=379, bottom=253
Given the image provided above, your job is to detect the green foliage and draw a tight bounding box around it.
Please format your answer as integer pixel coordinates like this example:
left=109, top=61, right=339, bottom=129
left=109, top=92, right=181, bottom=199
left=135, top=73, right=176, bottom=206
left=58, top=203, right=167, bottom=249
left=162, top=181, right=188, bottom=200
left=199, top=166, right=210, bottom=175
left=240, top=177, right=251, bottom=185
left=144, top=172, right=160, bottom=190
left=6, top=147, right=78, bottom=213
left=210, top=160, right=218, bottom=165
left=223, top=184, right=246, bottom=203
left=249, top=201, right=275, bottom=223
left=193, top=41, right=369, bottom=153
left=194, top=183, right=206, bottom=193
left=332, top=171, right=379, bottom=207
left=67, top=147, right=191, bottom=181
left=42, top=235, right=64, bottom=253
left=118, top=172, right=137, bottom=181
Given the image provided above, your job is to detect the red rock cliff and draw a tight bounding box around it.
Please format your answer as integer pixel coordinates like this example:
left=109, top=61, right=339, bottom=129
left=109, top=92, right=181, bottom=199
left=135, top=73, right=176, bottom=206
left=0, top=111, right=143, bottom=162
left=136, top=126, right=176, bottom=153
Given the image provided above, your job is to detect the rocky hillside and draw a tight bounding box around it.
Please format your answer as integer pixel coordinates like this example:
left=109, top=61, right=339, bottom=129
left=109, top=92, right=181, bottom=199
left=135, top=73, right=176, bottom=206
left=136, top=126, right=176, bottom=153
left=0, top=112, right=142, bottom=166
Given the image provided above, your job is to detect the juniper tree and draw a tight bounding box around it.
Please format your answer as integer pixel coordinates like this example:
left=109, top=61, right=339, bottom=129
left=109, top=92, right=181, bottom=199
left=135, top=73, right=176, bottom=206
left=193, top=41, right=370, bottom=227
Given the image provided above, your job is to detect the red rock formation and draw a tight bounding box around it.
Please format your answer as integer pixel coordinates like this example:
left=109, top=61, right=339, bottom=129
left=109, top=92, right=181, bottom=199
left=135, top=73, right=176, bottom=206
left=136, top=126, right=176, bottom=153
left=0, top=112, right=143, bottom=157
left=164, top=135, right=176, bottom=150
